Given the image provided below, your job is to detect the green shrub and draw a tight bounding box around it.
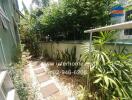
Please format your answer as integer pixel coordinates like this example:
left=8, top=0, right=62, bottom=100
left=25, top=32, right=40, bottom=57
left=39, top=0, right=114, bottom=41
left=82, top=31, right=132, bottom=99
left=20, top=13, right=41, bottom=58
left=9, top=65, right=29, bottom=100
left=42, top=49, right=49, bottom=57
left=12, top=44, right=22, bottom=63
left=56, top=46, right=82, bottom=72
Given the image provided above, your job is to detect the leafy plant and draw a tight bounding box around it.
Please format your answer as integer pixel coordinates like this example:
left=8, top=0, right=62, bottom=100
left=20, top=3, right=42, bottom=58
left=12, top=44, right=22, bottom=63
left=56, top=46, right=82, bottom=72
left=38, top=0, right=114, bottom=41
left=9, top=55, right=36, bottom=100
left=42, top=49, right=50, bottom=59
left=77, top=85, right=90, bottom=100
left=20, top=15, right=41, bottom=58
left=82, top=31, right=132, bottom=99
left=93, top=31, right=116, bottom=51
left=56, top=50, right=62, bottom=61
left=9, top=65, right=29, bottom=100
left=25, top=32, right=40, bottom=57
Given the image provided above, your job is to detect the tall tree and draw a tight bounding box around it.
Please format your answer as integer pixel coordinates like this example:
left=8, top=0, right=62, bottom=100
left=28, top=0, right=116, bottom=41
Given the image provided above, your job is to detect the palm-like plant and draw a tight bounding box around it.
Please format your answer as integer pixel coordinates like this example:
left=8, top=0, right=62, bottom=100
left=93, top=31, right=116, bottom=50
left=55, top=46, right=82, bottom=72
left=20, top=0, right=42, bottom=57
left=82, top=31, right=132, bottom=99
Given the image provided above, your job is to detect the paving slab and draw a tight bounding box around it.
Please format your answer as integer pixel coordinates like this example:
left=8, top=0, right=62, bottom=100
left=34, top=68, right=45, bottom=74
left=32, top=61, right=41, bottom=67
left=37, top=74, right=50, bottom=83
left=40, top=83, right=59, bottom=98
left=51, top=92, right=68, bottom=100
left=33, top=64, right=42, bottom=69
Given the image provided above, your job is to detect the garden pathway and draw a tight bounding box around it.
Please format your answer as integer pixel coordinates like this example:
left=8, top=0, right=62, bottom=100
left=28, top=61, right=69, bottom=100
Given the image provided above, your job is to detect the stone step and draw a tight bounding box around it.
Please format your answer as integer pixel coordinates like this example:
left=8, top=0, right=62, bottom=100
left=51, top=92, right=68, bottom=100
left=37, top=74, right=50, bottom=83
left=34, top=68, right=45, bottom=74
left=32, top=61, right=42, bottom=68
left=40, top=83, right=59, bottom=98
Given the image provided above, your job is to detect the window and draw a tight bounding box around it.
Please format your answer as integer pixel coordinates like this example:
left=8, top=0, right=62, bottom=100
left=0, top=6, right=8, bottom=30
left=125, top=9, right=132, bottom=35
left=0, top=39, right=5, bottom=68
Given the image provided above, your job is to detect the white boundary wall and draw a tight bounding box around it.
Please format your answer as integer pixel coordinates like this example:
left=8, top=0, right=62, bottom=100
left=40, top=41, right=89, bottom=60
left=40, top=41, right=132, bottom=59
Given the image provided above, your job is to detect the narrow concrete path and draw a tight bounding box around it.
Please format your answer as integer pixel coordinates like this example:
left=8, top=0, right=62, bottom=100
left=28, top=61, right=69, bottom=100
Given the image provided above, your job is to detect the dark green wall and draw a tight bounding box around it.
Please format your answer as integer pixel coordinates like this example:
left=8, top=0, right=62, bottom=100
left=0, top=0, right=19, bottom=67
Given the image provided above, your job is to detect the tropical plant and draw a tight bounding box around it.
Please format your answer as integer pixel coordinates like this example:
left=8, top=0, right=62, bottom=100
left=21, top=0, right=116, bottom=41
left=20, top=1, right=42, bottom=57
left=9, top=63, right=29, bottom=100
left=12, top=44, right=22, bottom=63
left=93, top=31, right=116, bottom=50
left=42, top=49, right=50, bottom=59
left=38, top=0, right=115, bottom=41
left=77, top=85, right=90, bottom=100
left=82, top=31, right=132, bottom=99
left=56, top=46, right=82, bottom=72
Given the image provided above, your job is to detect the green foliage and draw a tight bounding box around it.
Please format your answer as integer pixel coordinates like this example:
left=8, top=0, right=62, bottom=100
left=38, top=0, right=114, bottom=40
left=20, top=0, right=116, bottom=55
left=56, top=46, right=82, bottom=72
left=20, top=10, right=41, bottom=57
left=77, top=85, right=90, bottom=100
left=20, top=1, right=44, bottom=58
left=9, top=65, right=29, bottom=100
left=93, top=31, right=116, bottom=50
left=9, top=52, right=36, bottom=100
left=42, top=49, right=50, bottom=59
left=12, top=44, right=22, bottom=63
left=25, top=32, right=40, bottom=57
left=82, top=32, right=132, bottom=99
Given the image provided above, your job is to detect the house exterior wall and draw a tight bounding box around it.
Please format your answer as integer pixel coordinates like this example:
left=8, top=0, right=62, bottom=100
left=111, top=0, right=132, bottom=40
left=0, top=0, right=20, bottom=67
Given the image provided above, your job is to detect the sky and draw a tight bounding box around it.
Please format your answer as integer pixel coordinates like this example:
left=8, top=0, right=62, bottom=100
left=18, top=0, right=32, bottom=11
left=18, top=0, right=58, bottom=12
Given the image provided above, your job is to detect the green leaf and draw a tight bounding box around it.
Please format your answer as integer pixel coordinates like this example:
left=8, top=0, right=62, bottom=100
left=104, top=76, right=109, bottom=87
left=93, top=77, right=102, bottom=83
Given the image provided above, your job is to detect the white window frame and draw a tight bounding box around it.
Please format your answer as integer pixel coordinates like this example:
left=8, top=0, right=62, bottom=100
left=0, top=6, right=10, bottom=22
left=0, top=39, right=7, bottom=67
